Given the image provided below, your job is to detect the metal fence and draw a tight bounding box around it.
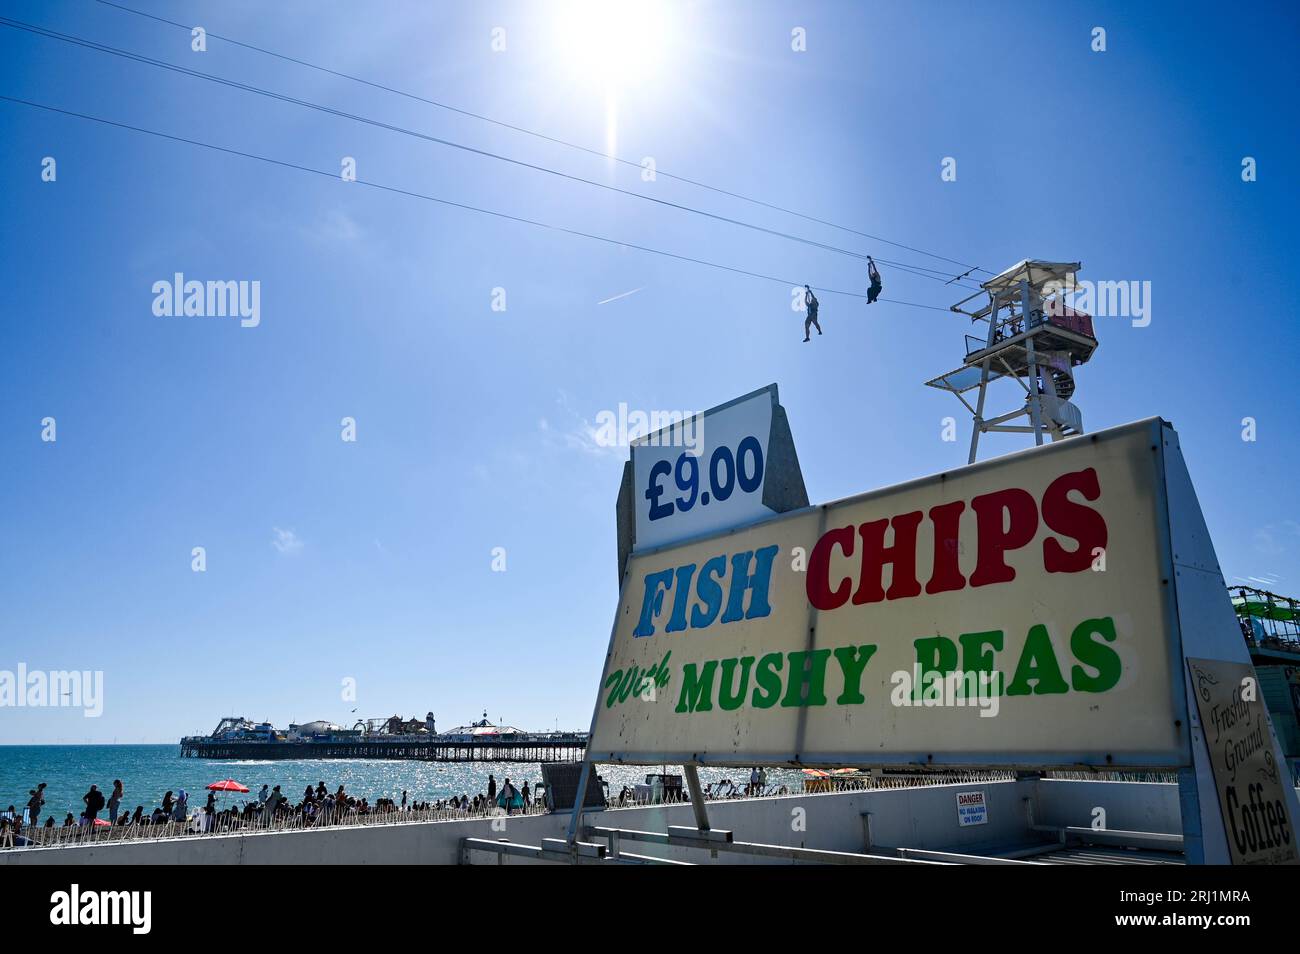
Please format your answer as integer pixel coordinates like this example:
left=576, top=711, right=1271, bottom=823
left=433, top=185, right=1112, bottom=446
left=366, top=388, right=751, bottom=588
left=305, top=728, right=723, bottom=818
left=1044, top=770, right=1179, bottom=784
left=3, top=768, right=1164, bottom=852
left=590, top=769, right=1024, bottom=809
left=1, top=801, right=550, bottom=850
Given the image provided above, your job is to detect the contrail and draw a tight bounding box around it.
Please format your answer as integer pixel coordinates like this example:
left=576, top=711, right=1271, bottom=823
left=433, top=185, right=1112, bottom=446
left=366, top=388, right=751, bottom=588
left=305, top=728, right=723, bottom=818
left=597, top=286, right=645, bottom=305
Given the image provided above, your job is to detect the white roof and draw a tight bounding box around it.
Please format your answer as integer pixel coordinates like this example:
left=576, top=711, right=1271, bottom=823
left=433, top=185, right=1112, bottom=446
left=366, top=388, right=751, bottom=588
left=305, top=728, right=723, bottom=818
left=981, top=260, right=1081, bottom=296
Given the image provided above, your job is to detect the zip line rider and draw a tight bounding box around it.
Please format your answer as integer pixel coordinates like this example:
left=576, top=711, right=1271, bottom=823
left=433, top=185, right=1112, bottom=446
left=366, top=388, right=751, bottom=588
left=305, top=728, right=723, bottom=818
left=867, top=256, right=883, bottom=304
left=803, top=285, right=822, bottom=342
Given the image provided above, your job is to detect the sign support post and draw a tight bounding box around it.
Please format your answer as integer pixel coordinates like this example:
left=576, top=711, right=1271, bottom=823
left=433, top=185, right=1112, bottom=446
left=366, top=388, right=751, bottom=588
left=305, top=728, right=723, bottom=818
left=1177, top=767, right=1205, bottom=865
left=683, top=764, right=711, bottom=832
left=564, top=756, right=595, bottom=844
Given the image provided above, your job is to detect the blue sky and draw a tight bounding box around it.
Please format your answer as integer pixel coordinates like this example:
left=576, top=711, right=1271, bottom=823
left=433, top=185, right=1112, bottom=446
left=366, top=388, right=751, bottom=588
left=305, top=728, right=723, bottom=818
left=1, top=0, right=1297, bottom=742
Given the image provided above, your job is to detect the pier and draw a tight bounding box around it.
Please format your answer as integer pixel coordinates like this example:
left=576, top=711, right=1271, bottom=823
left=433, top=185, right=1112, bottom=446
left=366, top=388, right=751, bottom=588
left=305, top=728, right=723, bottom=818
left=179, top=735, right=587, bottom=762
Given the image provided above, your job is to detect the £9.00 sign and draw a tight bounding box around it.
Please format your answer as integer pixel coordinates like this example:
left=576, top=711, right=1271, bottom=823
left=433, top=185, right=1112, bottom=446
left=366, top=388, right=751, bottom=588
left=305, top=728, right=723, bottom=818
left=632, top=386, right=778, bottom=552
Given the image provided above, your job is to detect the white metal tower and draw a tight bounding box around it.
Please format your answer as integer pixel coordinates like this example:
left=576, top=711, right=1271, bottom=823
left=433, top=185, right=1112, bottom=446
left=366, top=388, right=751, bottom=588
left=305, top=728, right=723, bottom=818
left=925, top=260, right=1099, bottom=464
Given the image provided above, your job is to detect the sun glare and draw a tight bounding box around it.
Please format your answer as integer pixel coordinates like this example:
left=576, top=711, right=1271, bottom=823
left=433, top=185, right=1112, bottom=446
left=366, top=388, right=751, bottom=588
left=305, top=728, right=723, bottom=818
left=551, top=0, right=671, bottom=90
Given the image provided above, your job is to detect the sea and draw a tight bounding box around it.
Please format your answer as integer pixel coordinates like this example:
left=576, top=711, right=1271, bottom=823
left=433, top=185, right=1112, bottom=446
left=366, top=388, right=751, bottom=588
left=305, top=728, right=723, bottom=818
left=0, top=745, right=800, bottom=820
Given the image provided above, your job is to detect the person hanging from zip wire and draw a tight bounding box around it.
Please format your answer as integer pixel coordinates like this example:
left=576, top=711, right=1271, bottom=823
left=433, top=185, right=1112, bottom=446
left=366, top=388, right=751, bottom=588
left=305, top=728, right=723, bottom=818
left=803, top=285, right=822, bottom=342
left=866, top=256, right=883, bottom=304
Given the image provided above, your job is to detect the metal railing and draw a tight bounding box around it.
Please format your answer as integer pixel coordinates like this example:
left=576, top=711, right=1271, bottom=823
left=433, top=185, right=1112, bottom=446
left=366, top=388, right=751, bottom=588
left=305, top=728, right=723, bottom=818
left=1, top=801, right=549, bottom=851
left=605, top=769, right=1021, bottom=807
left=1045, top=770, right=1179, bottom=784
left=968, top=305, right=1096, bottom=357
left=5, top=769, right=1165, bottom=851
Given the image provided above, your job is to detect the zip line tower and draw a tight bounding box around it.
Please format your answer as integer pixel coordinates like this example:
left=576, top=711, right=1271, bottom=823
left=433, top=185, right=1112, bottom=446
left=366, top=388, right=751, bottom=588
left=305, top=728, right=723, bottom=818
left=925, top=260, right=1099, bottom=464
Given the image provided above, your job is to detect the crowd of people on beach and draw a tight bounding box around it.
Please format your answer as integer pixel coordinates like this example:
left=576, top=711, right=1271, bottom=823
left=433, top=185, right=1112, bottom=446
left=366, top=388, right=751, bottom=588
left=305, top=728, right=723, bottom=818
left=2, top=767, right=792, bottom=848
left=1, top=772, right=538, bottom=848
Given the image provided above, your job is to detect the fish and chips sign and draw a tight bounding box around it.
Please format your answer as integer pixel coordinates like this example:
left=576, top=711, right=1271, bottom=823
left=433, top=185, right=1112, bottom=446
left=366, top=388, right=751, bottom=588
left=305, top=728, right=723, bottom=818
left=586, top=401, right=1298, bottom=862
left=596, top=416, right=1184, bottom=765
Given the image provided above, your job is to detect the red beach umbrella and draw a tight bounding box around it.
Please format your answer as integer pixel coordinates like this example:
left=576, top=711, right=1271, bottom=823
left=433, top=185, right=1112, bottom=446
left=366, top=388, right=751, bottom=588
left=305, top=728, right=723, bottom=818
left=206, top=779, right=250, bottom=793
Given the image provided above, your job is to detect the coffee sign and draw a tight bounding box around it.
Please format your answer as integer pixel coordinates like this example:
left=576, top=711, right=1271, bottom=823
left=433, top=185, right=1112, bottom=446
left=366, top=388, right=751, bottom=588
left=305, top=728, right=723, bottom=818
left=1187, top=658, right=1299, bottom=865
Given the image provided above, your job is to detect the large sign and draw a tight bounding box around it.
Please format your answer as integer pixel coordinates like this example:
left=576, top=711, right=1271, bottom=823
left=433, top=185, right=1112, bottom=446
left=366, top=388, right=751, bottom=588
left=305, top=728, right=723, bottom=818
left=590, top=417, right=1189, bottom=768
left=615, top=384, right=807, bottom=580
left=1186, top=658, right=1298, bottom=864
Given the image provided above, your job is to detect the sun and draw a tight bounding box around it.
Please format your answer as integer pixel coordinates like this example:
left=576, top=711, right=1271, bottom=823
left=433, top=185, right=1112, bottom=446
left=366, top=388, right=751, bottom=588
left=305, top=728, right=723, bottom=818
left=550, top=0, right=671, bottom=91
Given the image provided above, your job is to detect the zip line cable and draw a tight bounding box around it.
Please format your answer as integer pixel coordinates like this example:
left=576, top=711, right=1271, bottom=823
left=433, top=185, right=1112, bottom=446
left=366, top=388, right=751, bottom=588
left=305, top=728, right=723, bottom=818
left=0, top=94, right=954, bottom=313
left=0, top=17, right=982, bottom=291
left=88, top=0, right=992, bottom=278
